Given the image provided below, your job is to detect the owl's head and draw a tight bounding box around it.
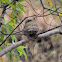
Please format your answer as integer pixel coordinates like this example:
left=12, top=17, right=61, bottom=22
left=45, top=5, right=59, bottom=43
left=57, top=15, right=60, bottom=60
left=23, top=19, right=39, bottom=38
left=25, top=19, right=32, bottom=23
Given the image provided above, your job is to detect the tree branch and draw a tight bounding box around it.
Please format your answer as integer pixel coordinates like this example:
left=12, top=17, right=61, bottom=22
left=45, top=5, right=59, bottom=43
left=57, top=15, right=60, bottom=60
left=0, top=27, right=62, bottom=57
left=0, top=39, right=29, bottom=57
left=38, top=28, right=60, bottom=38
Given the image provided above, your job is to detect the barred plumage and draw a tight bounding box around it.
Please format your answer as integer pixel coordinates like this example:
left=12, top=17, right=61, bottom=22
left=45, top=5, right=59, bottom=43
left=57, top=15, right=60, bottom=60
left=23, top=19, right=39, bottom=38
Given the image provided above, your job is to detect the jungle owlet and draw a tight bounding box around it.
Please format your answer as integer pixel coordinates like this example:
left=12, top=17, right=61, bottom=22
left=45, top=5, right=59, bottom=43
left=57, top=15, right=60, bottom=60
left=23, top=19, right=39, bottom=38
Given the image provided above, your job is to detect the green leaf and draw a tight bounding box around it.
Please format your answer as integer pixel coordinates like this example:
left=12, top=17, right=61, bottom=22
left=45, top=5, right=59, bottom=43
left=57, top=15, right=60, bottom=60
left=17, top=46, right=26, bottom=50
left=8, top=52, right=13, bottom=62
left=0, top=46, right=2, bottom=51
left=17, top=46, right=27, bottom=59
left=10, top=4, right=16, bottom=10
left=2, top=0, right=10, bottom=3
left=0, top=38, right=3, bottom=42
left=1, top=33, right=4, bottom=39
left=9, top=12, right=19, bottom=25
left=61, top=0, right=62, bottom=6
left=1, top=0, right=6, bottom=3
left=52, top=6, right=59, bottom=11
left=16, top=7, right=23, bottom=15
left=0, top=33, right=4, bottom=42
left=21, top=49, right=27, bottom=59
left=2, top=27, right=7, bottom=33
left=12, top=13, right=16, bottom=18
left=13, top=49, right=20, bottom=62
left=6, top=21, right=15, bottom=31
left=11, top=35, right=17, bottom=42
left=7, top=0, right=10, bottom=3
left=18, top=10, right=23, bottom=15
left=18, top=0, right=24, bottom=2
left=46, top=0, right=53, bottom=8
left=1, top=27, right=7, bottom=42
left=17, top=4, right=25, bottom=13
left=7, top=24, right=14, bottom=31
left=11, top=35, right=15, bottom=41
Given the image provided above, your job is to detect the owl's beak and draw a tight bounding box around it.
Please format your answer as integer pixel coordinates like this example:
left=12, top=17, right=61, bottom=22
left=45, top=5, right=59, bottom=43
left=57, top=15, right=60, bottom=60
left=27, top=30, right=38, bottom=38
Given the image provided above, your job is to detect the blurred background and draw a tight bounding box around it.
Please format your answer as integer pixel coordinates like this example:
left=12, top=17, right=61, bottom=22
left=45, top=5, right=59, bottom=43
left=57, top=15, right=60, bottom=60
left=0, top=0, right=62, bottom=62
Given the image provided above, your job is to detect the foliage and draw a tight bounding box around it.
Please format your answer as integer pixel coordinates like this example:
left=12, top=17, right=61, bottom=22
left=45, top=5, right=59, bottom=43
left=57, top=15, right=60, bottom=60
left=17, top=46, right=27, bottom=59
left=46, top=0, right=62, bottom=19
left=0, top=0, right=25, bottom=42
left=0, top=0, right=27, bottom=62
left=46, top=0, right=53, bottom=8
left=7, top=44, right=27, bottom=62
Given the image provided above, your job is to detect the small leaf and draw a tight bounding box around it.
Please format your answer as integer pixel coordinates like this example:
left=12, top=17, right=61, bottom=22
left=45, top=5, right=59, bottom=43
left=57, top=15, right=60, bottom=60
left=61, top=0, right=62, bottom=6
left=10, top=4, right=16, bottom=10
left=59, top=13, right=62, bottom=16
left=17, top=4, right=25, bottom=13
left=0, top=46, right=2, bottom=51
left=11, top=35, right=15, bottom=41
left=16, top=7, right=23, bottom=15
left=46, top=0, right=53, bottom=8
left=2, top=0, right=10, bottom=3
left=0, top=33, right=4, bottom=42
left=21, top=49, right=27, bottom=59
left=18, top=10, right=23, bottom=15
left=6, top=0, right=10, bottom=3
left=8, top=52, right=13, bottom=62
left=57, top=15, right=59, bottom=18
left=13, top=50, right=20, bottom=62
left=17, top=46, right=26, bottom=50
left=17, top=46, right=27, bottom=59
left=2, top=27, right=7, bottom=33
left=52, top=6, right=59, bottom=11
left=6, top=21, right=15, bottom=30
left=18, top=0, right=24, bottom=2
left=13, top=11, right=19, bottom=18
left=1, top=0, right=6, bottom=3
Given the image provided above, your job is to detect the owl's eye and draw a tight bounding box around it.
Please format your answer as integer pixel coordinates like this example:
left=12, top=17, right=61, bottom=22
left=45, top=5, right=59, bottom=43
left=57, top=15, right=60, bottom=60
left=26, top=19, right=32, bottom=23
